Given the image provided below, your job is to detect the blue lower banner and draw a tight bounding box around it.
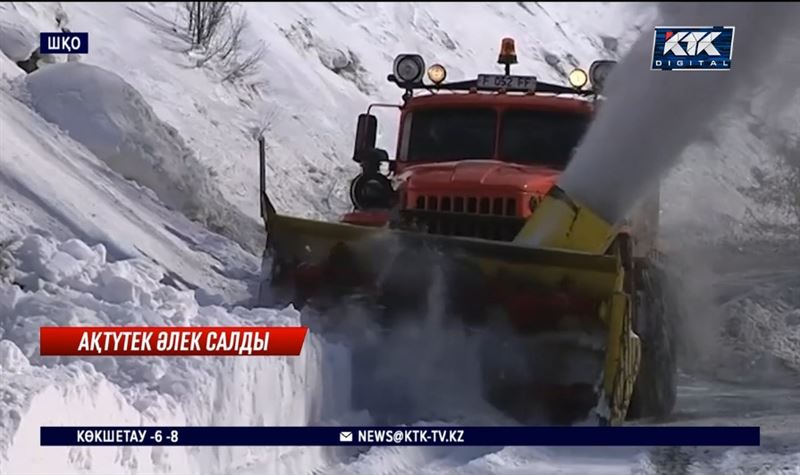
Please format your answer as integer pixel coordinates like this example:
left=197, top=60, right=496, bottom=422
left=40, top=426, right=760, bottom=447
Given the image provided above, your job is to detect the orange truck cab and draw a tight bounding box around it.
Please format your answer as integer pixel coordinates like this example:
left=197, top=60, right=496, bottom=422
left=342, top=39, right=616, bottom=243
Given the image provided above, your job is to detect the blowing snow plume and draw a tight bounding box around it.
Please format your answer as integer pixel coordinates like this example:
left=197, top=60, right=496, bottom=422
left=348, top=267, right=494, bottom=425
left=558, top=3, right=800, bottom=224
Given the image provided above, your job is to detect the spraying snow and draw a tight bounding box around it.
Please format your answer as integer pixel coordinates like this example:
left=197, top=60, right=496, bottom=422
left=344, top=264, right=501, bottom=426
left=558, top=3, right=800, bottom=224
left=515, top=2, right=800, bottom=381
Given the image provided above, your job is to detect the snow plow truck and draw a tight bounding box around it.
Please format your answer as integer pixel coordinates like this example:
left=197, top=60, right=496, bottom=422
left=257, top=39, right=678, bottom=426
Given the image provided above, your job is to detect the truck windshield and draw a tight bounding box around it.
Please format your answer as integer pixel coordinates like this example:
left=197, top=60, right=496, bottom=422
left=404, top=107, right=589, bottom=168
left=499, top=109, right=590, bottom=169
left=406, top=107, right=496, bottom=161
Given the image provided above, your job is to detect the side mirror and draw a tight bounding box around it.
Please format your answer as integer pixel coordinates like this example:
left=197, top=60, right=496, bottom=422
left=353, top=113, right=377, bottom=162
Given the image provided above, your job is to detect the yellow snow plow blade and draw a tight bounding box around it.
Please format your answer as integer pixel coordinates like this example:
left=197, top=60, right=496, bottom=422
left=265, top=212, right=620, bottom=296
left=513, top=186, right=619, bottom=254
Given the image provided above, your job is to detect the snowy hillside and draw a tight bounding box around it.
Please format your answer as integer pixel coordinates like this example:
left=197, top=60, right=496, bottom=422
left=1, top=2, right=656, bottom=226
left=1, top=2, right=799, bottom=475
left=3, top=2, right=795, bottom=245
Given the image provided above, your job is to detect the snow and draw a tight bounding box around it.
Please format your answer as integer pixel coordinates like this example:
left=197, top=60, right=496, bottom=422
left=24, top=62, right=264, bottom=255
left=0, top=69, right=260, bottom=304
left=0, top=15, right=37, bottom=63
left=0, top=1, right=798, bottom=474
left=0, top=233, right=353, bottom=475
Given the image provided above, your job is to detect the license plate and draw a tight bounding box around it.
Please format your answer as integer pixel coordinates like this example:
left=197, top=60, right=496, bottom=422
left=477, top=74, right=537, bottom=91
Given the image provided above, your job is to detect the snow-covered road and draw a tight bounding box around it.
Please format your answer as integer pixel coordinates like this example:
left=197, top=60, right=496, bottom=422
left=256, top=239, right=800, bottom=475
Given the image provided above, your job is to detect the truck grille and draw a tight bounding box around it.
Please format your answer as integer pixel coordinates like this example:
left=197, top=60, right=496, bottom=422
left=400, top=194, right=525, bottom=241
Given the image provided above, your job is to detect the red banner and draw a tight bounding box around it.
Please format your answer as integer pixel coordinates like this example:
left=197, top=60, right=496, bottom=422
left=40, top=327, right=308, bottom=356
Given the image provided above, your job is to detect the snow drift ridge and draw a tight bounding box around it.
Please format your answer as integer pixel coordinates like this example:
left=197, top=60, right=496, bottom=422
left=21, top=62, right=264, bottom=255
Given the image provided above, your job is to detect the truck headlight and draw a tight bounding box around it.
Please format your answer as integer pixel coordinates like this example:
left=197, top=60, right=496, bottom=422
left=427, top=64, right=447, bottom=84
left=568, top=68, right=588, bottom=89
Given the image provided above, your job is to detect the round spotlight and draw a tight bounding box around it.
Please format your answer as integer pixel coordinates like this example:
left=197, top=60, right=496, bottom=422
left=568, top=68, right=588, bottom=89
left=427, top=64, right=447, bottom=84
left=350, top=173, right=394, bottom=210
left=589, top=60, right=616, bottom=93
left=393, top=54, right=426, bottom=85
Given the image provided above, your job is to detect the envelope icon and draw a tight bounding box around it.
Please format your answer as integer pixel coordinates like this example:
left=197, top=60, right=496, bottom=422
left=339, top=431, right=353, bottom=442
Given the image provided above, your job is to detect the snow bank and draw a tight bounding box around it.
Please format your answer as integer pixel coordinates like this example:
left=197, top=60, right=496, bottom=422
left=0, top=28, right=33, bottom=71
left=22, top=62, right=264, bottom=254
left=0, top=6, right=37, bottom=62
left=0, top=84, right=259, bottom=303
left=0, top=234, right=352, bottom=475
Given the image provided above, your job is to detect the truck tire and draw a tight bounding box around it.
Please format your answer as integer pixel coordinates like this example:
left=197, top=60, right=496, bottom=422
left=627, top=262, right=678, bottom=420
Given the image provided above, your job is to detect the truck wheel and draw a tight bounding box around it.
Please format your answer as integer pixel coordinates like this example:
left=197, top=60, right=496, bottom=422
left=627, top=263, right=678, bottom=420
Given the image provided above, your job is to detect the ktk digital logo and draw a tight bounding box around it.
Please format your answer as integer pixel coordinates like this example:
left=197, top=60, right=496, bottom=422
left=651, top=26, right=735, bottom=71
